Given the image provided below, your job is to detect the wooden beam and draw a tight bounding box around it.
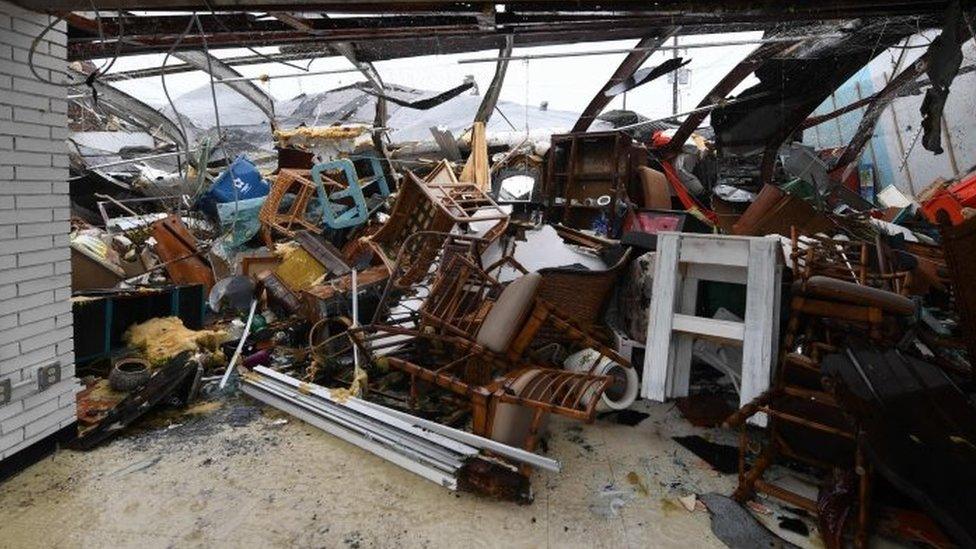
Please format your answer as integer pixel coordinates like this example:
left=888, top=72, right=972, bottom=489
left=664, top=39, right=795, bottom=155
left=672, top=314, right=746, bottom=343
left=271, top=11, right=316, bottom=33
left=474, top=34, right=513, bottom=124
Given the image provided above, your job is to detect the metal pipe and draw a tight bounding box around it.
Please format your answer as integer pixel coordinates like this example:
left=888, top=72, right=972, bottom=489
left=81, top=148, right=200, bottom=170
left=246, top=376, right=467, bottom=471
left=219, top=299, right=257, bottom=389
left=457, top=35, right=844, bottom=64
left=246, top=379, right=467, bottom=471
left=250, top=375, right=475, bottom=459
left=241, top=381, right=460, bottom=489
left=254, top=366, right=561, bottom=472
left=352, top=269, right=361, bottom=373
left=213, top=66, right=363, bottom=83
left=671, top=35, right=679, bottom=115
left=250, top=369, right=478, bottom=458
left=607, top=91, right=771, bottom=132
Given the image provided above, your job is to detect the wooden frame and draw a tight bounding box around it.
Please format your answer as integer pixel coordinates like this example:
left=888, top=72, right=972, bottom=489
left=350, top=170, right=508, bottom=287
left=258, top=169, right=327, bottom=249
left=722, top=229, right=923, bottom=548
left=317, top=232, right=630, bottom=452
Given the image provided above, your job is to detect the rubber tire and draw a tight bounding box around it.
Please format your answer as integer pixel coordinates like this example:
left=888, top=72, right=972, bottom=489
left=109, top=359, right=151, bottom=392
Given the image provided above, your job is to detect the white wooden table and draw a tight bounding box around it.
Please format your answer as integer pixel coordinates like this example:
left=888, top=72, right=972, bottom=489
left=641, top=232, right=783, bottom=425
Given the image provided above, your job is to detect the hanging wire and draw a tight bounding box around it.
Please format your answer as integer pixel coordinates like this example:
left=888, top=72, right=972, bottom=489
left=201, top=0, right=312, bottom=73
left=522, top=59, right=530, bottom=137
left=28, top=2, right=125, bottom=88
left=195, top=15, right=224, bottom=144
left=27, top=4, right=117, bottom=88
left=87, top=0, right=124, bottom=77
left=160, top=15, right=197, bottom=180
left=193, top=13, right=242, bottom=247
left=28, top=15, right=74, bottom=86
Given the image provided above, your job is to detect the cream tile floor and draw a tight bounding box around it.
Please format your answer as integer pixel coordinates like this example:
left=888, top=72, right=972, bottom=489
left=0, top=397, right=746, bottom=548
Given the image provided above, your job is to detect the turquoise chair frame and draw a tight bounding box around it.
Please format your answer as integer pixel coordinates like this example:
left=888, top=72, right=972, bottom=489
left=311, top=158, right=369, bottom=229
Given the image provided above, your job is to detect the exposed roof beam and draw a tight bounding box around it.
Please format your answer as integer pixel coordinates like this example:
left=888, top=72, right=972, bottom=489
left=571, top=28, right=678, bottom=133
left=664, top=39, right=796, bottom=155
left=69, top=67, right=185, bottom=145
left=103, top=49, right=333, bottom=81
left=28, top=0, right=955, bottom=16
left=270, top=12, right=316, bottom=33
left=64, top=7, right=945, bottom=61
left=474, top=34, right=513, bottom=124
left=68, top=12, right=275, bottom=121
left=174, top=50, right=276, bottom=120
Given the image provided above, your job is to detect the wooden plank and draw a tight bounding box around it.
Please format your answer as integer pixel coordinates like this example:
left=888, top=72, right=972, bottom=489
left=429, top=127, right=461, bottom=161
left=669, top=276, right=699, bottom=398
left=672, top=314, right=745, bottom=342
left=642, top=232, right=680, bottom=401
left=740, top=238, right=779, bottom=426
left=685, top=263, right=747, bottom=284
left=459, top=121, right=489, bottom=190
left=676, top=233, right=751, bottom=267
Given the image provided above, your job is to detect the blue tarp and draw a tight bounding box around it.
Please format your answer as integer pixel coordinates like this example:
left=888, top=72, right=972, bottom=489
left=197, top=154, right=269, bottom=219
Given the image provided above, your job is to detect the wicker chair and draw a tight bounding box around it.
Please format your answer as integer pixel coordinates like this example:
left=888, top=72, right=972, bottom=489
left=328, top=233, right=630, bottom=452
left=345, top=169, right=509, bottom=288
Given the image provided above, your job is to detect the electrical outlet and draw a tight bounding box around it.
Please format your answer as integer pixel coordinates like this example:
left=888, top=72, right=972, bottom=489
left=0, top=379, right=10, bottom=406
left=37, top=362, right=61, bottom=391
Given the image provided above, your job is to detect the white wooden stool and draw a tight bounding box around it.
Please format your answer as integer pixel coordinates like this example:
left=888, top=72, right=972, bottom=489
left=641, top=232, right=782, bottom=425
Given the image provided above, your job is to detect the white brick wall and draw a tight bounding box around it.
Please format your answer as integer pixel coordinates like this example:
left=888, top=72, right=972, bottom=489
left=0, top=0, right=79, bottom=460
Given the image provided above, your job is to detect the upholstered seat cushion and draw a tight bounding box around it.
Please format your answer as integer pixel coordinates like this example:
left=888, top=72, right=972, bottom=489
left=801, top=275, right=916, bottom=316
left=476, top=273, right=542, bottom=353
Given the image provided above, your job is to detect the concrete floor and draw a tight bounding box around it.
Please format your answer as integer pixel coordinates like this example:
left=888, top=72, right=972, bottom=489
left=0, top=395, right=794, bottom=548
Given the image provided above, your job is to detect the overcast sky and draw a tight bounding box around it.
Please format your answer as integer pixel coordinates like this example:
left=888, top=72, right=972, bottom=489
left=104, top=32, right=764, bottom=122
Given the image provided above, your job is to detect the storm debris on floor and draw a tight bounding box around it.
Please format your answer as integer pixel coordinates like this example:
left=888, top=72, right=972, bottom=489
left=3, top=1, right=976, bottom=547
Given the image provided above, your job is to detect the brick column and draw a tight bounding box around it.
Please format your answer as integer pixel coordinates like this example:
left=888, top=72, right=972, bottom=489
left=0, top=0, right=80, bottom=460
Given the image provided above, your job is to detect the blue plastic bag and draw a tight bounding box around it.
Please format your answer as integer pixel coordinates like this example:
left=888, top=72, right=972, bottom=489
left=216, top=195, right=267, bottom=250
left=197, top=155, right=269, bottom=219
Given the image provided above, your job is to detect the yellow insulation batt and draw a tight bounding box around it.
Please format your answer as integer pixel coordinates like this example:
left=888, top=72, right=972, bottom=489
left=273, top=124, right=370, bottom=144
left=124, top=317, right=227, bottom=365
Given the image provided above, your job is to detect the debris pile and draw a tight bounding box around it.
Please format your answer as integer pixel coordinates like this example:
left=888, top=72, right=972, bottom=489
left=59, top=6, right=976, bottom=546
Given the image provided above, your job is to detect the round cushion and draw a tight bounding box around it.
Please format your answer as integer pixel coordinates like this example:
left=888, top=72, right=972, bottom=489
left=475, top=273, right=542, bottom=353
left=802, top=276, right=916, bottom=316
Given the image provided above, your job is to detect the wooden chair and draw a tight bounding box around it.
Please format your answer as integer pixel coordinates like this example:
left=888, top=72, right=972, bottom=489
left=302, top=167, right=510, bottom=321
left=727, top=227, right=918, bottom=549
left=258, top=169, right=328, bottom=249
left=789, top=230, right=911, bottom=297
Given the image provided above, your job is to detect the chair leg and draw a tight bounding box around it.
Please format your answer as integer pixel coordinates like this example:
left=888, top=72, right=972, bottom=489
left=855, top=435, right=873, bottom=549
left=523, top=408, right=547, bottom=452
left=733, top=441, right=775, bottom=502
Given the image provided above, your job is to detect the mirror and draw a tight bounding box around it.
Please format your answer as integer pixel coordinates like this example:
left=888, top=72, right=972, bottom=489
left=497, top=174, right=535, bottom=202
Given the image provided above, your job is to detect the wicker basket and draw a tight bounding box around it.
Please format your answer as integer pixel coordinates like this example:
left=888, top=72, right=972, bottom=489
left=534, top=247, right=631, bottom=346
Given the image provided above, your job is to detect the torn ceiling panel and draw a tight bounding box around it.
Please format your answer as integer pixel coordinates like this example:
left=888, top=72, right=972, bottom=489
left=70, top=68, right=185, bottom=146
left=359, top=81, right=475, bottom=110
left=709, top=19, right=920, bottom=157
left=172, top=51, right=275, bottom=121
left=919, top=0, right=968, bottom=154
left=572, top=29, right=678, bottom=133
